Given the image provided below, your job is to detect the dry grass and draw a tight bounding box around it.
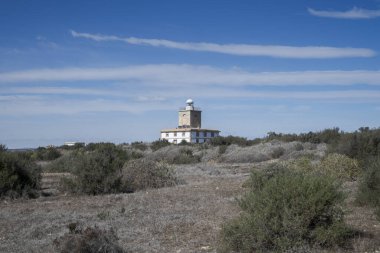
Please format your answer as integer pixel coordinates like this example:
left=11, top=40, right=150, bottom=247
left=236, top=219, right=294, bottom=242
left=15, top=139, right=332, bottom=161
left=0, top=160, right=379, bottom=252
left=0, top=163, right=246, bottom=253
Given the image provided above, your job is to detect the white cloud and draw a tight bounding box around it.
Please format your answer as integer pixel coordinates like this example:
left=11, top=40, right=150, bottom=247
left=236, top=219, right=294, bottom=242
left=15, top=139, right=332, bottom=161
left=145, top=89, right=380, bottom=100
left=0, top=96, right=174, bottom=116
left=70, top=30, right=375, bottom=58
left=308, top=7, right=380, bottom=19
left=2, top=64, right=380, bottom=86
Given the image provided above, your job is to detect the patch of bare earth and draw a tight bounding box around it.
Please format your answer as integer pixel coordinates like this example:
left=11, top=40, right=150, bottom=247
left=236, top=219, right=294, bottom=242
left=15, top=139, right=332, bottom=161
left=0, top=162, right=379, bottom=252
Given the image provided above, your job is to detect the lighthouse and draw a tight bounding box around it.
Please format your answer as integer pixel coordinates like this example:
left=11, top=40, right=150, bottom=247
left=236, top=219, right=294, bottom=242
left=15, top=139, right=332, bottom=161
left=160, top=99, right=220, bottom=144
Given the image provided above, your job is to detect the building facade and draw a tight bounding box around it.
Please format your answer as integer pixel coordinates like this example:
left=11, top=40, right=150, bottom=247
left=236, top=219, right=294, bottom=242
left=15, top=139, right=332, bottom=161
left=160, top=99, right=220, bottom=144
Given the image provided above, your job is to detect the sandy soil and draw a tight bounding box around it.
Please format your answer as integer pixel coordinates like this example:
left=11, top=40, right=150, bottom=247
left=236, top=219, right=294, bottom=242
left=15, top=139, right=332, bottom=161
left=0, top=162, right=379, bottom=253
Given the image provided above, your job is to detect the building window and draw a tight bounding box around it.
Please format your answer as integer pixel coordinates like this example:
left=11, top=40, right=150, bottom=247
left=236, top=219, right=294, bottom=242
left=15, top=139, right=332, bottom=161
left=166, top=133, right=169, bottom=137
left=182, top=132, right=185, bottom=137
left=196, top=132, right=199, bottom=137
left=204, top=132, right=208, bottom=137
left=174, top=132, right=177, bottom=137
left=211, top=132, right=214, bottom=137
left=196, top=139, right=199, bottom=143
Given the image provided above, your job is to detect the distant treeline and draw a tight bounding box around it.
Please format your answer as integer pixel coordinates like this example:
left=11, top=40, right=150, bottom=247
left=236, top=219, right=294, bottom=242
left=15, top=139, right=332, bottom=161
left=210, top=127, right=380, bottom=160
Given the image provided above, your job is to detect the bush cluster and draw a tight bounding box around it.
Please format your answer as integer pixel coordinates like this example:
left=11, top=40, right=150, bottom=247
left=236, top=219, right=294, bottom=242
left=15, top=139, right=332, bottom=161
left=209, top=135, right=260, bottom=147
left=32, top=147, right=61, bottom=161
left=61, top=144, right=128, bottom=195
left=131, top=141, right=148, bottom=151
left=283, top=154, right=361, bottom=181
left=319, top=153, right=361, bottom=180
left=220, top=169, right=353, bottom=252
left=0, top=149, right=41, bottom=198
left=150, top=139, right=171, bottom=151
left=209, top=127, right=379, bottom=161
left=122, top=159, right=177, bottom=192
left=54, top=224, right=126, bottom=253
left=265, top=127, right=380, bottom=160
left=171, top=148, right=200, bottom=164
left=356, top=156, right=380, bottom=220
left=60, top=143, right=177, bottom=195
left=270, top=147, right=285, bottom=159
left=44, top=151, right=81, bottom=173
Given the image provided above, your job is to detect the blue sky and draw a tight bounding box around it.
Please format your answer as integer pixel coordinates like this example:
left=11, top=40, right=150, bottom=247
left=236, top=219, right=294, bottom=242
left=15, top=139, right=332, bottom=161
left=1, top=0, right=380, bottom=148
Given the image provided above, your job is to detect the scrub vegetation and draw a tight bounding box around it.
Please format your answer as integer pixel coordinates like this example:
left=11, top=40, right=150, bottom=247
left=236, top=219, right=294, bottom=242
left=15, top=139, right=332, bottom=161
left=0, top=127, right=379, bottom=252
left=220, top=169, right=353, bottom=253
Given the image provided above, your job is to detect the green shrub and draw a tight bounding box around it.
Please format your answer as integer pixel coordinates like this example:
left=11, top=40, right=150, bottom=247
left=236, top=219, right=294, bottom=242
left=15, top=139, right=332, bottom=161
left=33, top=147, right=61, bottom=161
left=151, top=139, right=171, bottom=151
left=122, top=159, right=177, bottom=192
left=179, top=139, right=190, bottom=145
left=356, top=157, right=380, bottom=220
left=294, top=142, right=304, bottom=151
left=131, top=141, right=148, bottom=151
left=44, top=151, right=81, bottom=173
left=0, top=144, right=7, bottom=152
left=54, top=225, right=125, bottom=253
left=210, top=135, right=260, bottom=147
left=0, top=151, right=41, bottom=198
left=219, top=169, right=352, bottom=252
left=218, top=145, right=227, bottom=155
left=60, top=143, right=177, bottom=195
left=171, top=148, right=200, bottom=164
left=270, top=147, right=285, bottom=159
left=62, top=145, right=127, bottom=195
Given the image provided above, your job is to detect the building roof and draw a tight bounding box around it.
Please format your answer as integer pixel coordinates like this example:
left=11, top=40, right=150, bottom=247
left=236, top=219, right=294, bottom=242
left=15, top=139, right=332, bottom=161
left=161, top=128, right=220, bottom=133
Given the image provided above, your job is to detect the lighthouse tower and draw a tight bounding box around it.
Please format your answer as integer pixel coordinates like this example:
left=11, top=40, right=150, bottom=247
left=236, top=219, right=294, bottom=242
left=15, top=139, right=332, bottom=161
left=160, top=99, right=220, bottom=144
left=178, top=99, right=202, bottom=129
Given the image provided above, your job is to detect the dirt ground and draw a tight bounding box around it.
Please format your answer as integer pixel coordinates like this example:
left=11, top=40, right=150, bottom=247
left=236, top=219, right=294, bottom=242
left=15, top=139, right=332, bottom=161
left=0, top=162, right=379, bottom=253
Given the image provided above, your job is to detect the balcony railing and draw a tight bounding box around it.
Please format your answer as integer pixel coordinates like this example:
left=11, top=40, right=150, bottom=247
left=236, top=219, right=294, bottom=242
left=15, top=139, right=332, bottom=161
left=179, top=107, right=201, bottom=111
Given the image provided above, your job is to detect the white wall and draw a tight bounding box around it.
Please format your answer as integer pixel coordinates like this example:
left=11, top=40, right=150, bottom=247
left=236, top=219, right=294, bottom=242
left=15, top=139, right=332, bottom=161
left=161, top=131, right=191, bottom=143
left=161, top=130, right=219, bottom=144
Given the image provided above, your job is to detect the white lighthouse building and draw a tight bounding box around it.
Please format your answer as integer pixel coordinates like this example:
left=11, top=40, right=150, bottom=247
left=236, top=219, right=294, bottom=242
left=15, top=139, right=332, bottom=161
left=160, top=99, right=220, bottom=144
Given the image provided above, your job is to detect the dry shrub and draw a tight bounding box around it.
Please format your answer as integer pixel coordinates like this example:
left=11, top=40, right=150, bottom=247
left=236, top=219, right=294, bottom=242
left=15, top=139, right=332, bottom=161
left=217, top=141, right=323, bottom=164
left=145, top=145, right=201, bottom=164
left=280, top=153, right=361, bottom=181
left=122, top=159, right=177, bottom=192
left=54, top=224, right=126, bottom=253
left=318, top=153, right=361, bottom=180
left=219, top=144, right=270, bottom=163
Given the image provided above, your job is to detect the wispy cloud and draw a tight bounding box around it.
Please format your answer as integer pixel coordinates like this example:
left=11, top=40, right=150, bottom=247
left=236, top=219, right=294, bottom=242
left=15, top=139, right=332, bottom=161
left=0, top=96, right=174, bottom=116
left=70, top=30, right=375, bottom=58
left=4, top=87, right=380, bottom=100
left=308, top=7, right=380, bottom=19
left=2, top=65, right=380, bottom=86
left=2, top=91, right=380, bottom=116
